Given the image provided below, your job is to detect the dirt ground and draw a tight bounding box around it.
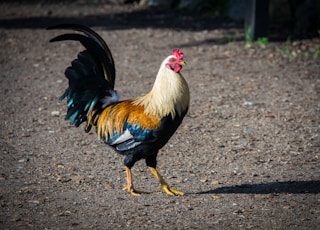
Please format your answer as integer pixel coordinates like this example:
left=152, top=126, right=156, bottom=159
left=1, top=2, right=319, bottom=229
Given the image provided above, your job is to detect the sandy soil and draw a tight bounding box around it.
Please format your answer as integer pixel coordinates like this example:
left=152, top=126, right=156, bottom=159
left=0, top=2, right=319, bottom=229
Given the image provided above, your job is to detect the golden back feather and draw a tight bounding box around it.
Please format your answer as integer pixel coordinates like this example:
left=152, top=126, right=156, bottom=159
left=95, top=101, right=161, bottom=140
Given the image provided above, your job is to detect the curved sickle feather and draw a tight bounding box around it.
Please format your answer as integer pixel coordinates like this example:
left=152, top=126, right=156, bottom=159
left=47, top=24, right=116, bottom=89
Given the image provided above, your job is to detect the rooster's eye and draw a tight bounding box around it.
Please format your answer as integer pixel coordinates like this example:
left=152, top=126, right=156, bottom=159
left=169, top=57, right=176, bottom=62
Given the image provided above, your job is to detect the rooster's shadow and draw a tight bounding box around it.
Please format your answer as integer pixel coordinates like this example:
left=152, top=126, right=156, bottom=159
left=191, top=180, right=320, bottom=195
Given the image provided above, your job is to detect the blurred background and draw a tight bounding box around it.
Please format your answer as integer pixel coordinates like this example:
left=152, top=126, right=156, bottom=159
left=1, top=0, right=319, bottom=41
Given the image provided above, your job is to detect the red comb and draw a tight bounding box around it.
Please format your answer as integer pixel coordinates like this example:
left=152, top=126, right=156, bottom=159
left=173, top=49, right=183, bottom=60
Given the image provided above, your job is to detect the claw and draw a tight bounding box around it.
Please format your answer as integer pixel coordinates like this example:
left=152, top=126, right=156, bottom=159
left=148, top=166, right=184, bottom=196
left=159, top=184, right=184, bottom=196
left=123, top=184, right=148, bottom=196
left=123, top=166, right=148, bottom=196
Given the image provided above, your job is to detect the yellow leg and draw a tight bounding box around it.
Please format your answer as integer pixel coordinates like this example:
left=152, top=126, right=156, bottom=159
left=148, top=166, right=184, bottom=196
left=122, top=166, right=148, bottom=196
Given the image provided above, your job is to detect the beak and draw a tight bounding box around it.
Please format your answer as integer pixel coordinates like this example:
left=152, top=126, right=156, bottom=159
left=179, top=60, right=186, bottom=66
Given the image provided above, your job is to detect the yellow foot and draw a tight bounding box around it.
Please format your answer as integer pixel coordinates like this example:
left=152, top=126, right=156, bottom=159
left=159, top=184, right=184, bottom=196
left=123, top=166, right=149, bottom=196
left=123, top=185, right=148, bottom=196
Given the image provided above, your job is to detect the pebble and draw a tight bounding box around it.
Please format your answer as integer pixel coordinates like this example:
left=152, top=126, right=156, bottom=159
left=212, top=195, right=223, bottom=199
left=51, top=111, right=60, bottom=117
left=28, top=200, right=40, bottom=204
left=211, top=180, right=220, bottom=185
left=243, top=129, right=254, bottom=135
left=243, top=101, right=256, bottom=106
left=18, top=158, right=29, bottom=163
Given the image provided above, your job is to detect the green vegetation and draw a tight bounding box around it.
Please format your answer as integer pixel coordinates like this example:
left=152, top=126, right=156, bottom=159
left=276, top=36, right=320, bottom=61
left=256, top=37, right=268, bottom=48
left=245, top=28, right=269, bottom=49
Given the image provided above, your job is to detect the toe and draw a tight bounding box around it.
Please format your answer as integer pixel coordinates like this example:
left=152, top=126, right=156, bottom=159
left=159, top=185, right=184, bottom=196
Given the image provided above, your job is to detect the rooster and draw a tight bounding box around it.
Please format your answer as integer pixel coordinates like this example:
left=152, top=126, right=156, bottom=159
left=47, top=24, right=190, bottom=196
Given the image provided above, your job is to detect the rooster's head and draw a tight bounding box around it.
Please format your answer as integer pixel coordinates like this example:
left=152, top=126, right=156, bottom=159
left=165, top=49, right=185, bottom=73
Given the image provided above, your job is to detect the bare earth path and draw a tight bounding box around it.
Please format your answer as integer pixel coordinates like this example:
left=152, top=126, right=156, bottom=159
left=0, top=2, right=319, bottom=229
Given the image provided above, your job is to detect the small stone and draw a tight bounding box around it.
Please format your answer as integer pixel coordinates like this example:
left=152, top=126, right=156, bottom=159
left=28, top=200, right=40, bottom=204
left=211, top=180, right=220, bottom=185
left=18, top=158, right=29, bottom=163
left=56, top=163, right=64, bottom=168
left=212, top=194, right=223, bottom=199
left=51, top=111, right=60, bottom=117
left=243, top=101, right=256, bottom=106
left=0, top=174, right=7, bottom=180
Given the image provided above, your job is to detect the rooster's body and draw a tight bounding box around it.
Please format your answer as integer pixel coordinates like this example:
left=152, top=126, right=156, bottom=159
left=47, top=24, right=190, bottom=195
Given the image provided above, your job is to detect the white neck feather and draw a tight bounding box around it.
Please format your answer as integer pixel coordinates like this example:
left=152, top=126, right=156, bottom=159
left=133, top=60, right=190, bottom=118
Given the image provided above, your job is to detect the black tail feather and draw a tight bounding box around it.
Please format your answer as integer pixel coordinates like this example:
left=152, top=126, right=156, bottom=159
left=47, top=24, right=115, bottom=87
left=47, top=24, right=118, bottom=130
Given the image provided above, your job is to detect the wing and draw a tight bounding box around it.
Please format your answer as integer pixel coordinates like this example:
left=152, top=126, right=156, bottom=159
left=96, top=101, right=161, bottom=152
left=109, top=122, right=156, bottom=152
left=97, top=101, right=188, bottom=153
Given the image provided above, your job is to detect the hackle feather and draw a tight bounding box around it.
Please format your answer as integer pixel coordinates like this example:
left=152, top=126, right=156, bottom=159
left=133, top=57, right=190, bottom=119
